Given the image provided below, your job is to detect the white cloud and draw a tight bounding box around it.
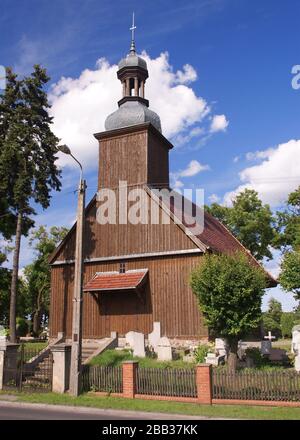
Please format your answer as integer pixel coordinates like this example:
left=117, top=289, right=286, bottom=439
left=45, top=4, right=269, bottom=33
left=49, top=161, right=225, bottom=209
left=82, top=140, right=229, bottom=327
left=173, top=180, right=185, bottom=189
left=233, top=155, right=240, bottom=163
left=142, top=52, right=210, bottom=138
left=210, top=114, right=229, bottom=133
left=173, top=64, right=197, bottom=84
left=172, top=126, right=205, bottom=147
left=170, top=159, right=210, bottom=188
left=246, top=148, right=274, bottom=161
left=208, top=193, right=220, bottom=203
left=179, top=160, right=210, bottom=177
left=50, top=52, right=227, bottom=169
left=224, top=139, right=300, bottom=207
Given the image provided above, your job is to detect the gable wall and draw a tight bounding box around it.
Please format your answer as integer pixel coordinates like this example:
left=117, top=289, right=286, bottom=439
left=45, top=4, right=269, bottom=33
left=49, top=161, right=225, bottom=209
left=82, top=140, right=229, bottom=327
left=54, top=193, right=198, bottom=262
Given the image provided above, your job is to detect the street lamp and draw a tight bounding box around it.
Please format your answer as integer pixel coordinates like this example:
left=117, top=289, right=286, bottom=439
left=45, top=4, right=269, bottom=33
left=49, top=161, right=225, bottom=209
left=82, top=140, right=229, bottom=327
left=57, top=144, right=86, bottom=396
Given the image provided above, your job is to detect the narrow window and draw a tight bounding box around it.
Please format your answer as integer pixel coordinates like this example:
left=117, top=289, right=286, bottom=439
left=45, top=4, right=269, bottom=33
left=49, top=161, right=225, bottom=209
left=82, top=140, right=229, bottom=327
left=119, top=262, right=126, bottom=273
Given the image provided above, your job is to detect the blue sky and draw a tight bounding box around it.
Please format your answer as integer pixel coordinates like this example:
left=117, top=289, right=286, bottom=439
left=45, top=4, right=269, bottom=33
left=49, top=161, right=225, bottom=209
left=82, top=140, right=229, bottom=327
left=2, top=0, right=300, bottom=311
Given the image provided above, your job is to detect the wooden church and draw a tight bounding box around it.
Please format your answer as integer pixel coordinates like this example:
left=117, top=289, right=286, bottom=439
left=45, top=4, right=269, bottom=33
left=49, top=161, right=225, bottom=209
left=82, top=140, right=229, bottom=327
left=49, top=34, right=275, bottom=342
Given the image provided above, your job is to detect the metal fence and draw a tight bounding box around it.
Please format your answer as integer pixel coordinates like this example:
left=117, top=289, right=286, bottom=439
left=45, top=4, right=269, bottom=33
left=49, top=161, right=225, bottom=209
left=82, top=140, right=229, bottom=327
left=3, top=344, right=52, bottom=393
left=81, top=365, right=123, bottom=393
left=136, top=367, right=197, bottom=398
left=213, top=369, right=300, bottom=401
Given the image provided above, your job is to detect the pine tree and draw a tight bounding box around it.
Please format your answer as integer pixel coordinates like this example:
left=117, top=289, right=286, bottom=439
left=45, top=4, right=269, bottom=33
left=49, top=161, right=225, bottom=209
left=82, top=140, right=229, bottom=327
left=0, top=65, right=61, bottom=341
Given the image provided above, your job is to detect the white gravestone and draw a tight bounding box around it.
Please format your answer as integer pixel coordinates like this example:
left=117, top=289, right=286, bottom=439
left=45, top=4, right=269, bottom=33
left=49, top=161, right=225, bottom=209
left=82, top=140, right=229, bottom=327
left=215, top=338, right=228, bottom=358
left=291, top=325, right=300, bottom=372
left=125, top=331, right=135, bottom=348
left=125, top=331, right=146, bottom=358
left=264, top=331, right=276, bottom=342
left=205, top=352, right=219, bottom=366
left=157, top=336, right=172, bottom=361
left=148, top=322, right=161, bottom=352
left=237, top=341, right=247, bottom=359
left=291, top=325, right=300, bottom=354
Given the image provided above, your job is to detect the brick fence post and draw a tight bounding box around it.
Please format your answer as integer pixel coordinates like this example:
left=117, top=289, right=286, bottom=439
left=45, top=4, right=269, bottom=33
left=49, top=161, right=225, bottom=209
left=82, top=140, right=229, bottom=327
left=196, top=364, right=212, bottom=405
left=122, top=361, right=138, bottom=398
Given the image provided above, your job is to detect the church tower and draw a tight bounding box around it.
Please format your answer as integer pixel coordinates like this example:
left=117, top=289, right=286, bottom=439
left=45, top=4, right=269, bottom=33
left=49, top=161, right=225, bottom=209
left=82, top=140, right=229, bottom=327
left=94, top=16, right=173, bottom=190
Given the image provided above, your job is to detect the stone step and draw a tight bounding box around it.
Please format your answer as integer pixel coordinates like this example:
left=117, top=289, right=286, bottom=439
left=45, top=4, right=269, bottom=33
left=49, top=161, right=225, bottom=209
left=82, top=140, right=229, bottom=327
left=82, top=348, right=99, bottom=354
left=24, top=376, right=51, bottom=384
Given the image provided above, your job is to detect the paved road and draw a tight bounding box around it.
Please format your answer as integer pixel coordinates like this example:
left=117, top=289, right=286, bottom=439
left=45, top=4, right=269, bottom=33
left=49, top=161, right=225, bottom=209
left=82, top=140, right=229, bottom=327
left=0, top=400, right=210, bottom=420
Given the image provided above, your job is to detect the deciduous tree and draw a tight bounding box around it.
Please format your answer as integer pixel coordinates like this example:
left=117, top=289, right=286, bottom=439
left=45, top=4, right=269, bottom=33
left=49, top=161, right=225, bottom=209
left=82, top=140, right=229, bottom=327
left=274, top=186, right=300, bottom=251
left=279, top=251, right=300, bottom=300
left=190, top=252, right=266, bottom=372
left=262, top=297, right=282, bottom=338
left=23, top=226, right=68, bottom=335
left=206, top=189, right=276, bottom=261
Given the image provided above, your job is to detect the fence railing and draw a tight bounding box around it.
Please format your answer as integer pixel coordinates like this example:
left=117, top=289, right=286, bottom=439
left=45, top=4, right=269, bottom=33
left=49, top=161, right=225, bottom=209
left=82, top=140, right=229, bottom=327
left=81, top=365, right=122, bottom=393
left=3, top=344, right=52, bottom=393
left=136, top=367, right=197, bottom=398
left=80, top=362, right=300, bottom=405
left=213, top=369, right=300, bottom=402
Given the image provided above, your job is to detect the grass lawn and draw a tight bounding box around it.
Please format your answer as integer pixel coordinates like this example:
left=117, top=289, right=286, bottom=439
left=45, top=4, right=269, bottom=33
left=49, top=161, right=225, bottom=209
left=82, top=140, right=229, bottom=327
left=22, top=341, right=48, bottom=352
left=89, top=349, right=195, bottom=369
left=273, top=339, right=292, bottom=352
left=1, top=391, right=300, bottom=420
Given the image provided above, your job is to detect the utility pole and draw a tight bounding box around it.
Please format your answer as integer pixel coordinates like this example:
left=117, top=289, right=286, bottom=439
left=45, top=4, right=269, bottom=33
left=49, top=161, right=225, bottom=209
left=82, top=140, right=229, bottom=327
left=69, top=177, right=86, bottom=396
left=57, top=144, right=86, bottom=396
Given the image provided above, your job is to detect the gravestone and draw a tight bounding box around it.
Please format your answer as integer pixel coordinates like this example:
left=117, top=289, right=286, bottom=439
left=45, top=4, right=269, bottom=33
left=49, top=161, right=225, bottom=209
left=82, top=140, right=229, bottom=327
left=264, top=331, right=276, bottom=343
left=148, top=322, right=161, bottom=352
left=291, top=325, right=300, bottom=372
left=261, top=340, right=272, bottom=356
left=261, top=331, right=276, bottom=357
left=205, top=352, right=219, bottom=366
left=157, top=336, right=172, bottom=361
left=291, top=325, right=300, bottom=354
left=125, top=331, right=135, bottom=348
left=215, top=338, right=228, bottom=358
left=237, top=341, right=247, bottom=360
left=125, top=331, right=146, bottom=358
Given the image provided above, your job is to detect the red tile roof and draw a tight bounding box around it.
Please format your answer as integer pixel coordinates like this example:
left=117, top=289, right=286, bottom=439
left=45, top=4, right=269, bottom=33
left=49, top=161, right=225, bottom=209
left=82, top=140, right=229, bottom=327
left=83, top=269, right=148, bottom=292
left=148, top=188, right=277, bottom=287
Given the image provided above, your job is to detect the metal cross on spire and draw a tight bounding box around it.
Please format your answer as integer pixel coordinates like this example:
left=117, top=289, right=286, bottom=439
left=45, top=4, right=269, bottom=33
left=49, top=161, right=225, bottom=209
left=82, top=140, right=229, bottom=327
left=129, top=12, right=136, bottom=53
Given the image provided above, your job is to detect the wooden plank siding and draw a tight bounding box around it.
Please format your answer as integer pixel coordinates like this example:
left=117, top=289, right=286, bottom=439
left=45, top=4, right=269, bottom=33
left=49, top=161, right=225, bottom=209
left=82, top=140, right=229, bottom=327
left=98, top=129, right=148, bottom=189
left=96, top=123, right=171, bottom=190
left=54, top=194, right=198, bottom=263
left=49, top=254, right=208, bottom=339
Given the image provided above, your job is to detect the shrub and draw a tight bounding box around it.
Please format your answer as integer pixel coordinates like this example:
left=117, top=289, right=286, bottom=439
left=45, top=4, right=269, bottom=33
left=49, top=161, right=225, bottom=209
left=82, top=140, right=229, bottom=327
left=194, top=344, right=211, bottom=363
left=16, top=317, right=29, bottom=337
left=245, top=347, right=268, bottom=368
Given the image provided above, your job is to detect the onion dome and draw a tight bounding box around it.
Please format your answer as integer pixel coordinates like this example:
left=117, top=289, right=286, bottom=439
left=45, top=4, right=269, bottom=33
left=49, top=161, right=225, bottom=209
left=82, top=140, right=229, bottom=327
left=104, top=14, right=162, bottom=133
